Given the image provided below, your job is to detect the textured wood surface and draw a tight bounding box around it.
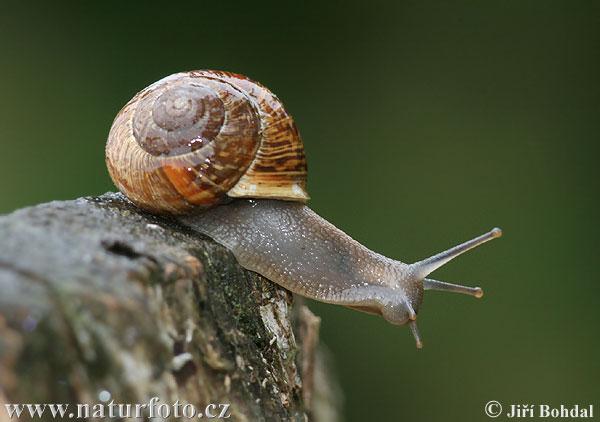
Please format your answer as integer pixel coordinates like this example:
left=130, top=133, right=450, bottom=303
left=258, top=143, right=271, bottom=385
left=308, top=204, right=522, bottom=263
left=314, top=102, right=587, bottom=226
left=0, top=193, right=340, bottom=421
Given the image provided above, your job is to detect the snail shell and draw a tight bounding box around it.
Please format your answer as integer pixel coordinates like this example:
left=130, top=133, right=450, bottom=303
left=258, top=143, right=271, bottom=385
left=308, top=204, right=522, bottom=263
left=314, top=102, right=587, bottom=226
left=105, top=70, right=308, bottom=214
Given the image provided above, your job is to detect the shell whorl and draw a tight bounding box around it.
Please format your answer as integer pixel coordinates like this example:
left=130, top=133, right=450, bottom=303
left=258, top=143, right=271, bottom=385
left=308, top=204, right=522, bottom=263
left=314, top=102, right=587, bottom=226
left=132, top=80, right=226, bottom=157
left=106, top=70, right=308, bottom=214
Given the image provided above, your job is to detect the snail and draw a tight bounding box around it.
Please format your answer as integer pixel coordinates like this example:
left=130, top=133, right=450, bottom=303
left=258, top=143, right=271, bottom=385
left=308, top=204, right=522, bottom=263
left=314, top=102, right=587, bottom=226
left=105, top=70, right=502, bottom=348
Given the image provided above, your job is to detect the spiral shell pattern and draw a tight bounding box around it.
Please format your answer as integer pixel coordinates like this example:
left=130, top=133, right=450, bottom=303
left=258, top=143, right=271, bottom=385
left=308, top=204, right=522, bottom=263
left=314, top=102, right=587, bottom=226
left=106, top=70, right=308, bottom=213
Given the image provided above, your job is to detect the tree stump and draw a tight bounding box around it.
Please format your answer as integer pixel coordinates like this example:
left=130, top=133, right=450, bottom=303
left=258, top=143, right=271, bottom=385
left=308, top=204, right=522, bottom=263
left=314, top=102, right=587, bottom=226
left=0, top=193, right=340, bottom=421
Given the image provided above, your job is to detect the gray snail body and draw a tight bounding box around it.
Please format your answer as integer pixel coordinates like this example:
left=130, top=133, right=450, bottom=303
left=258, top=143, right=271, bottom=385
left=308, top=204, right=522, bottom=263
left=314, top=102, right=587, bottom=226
left=180, top=199, right=419, bottom=322
left=106, top=70, right=502, bottom=348
left=180, top=200, right=501, bottom=347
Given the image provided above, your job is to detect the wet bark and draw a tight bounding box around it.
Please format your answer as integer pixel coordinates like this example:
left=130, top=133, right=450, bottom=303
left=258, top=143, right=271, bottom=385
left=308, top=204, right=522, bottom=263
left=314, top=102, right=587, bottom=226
left=0, top=193, right=340, bottom=421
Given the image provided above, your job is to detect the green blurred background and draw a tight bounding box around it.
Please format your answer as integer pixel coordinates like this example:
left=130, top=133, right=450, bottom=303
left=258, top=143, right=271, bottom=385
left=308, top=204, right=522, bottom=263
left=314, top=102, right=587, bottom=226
left=1, top=1, right=598, bottom=420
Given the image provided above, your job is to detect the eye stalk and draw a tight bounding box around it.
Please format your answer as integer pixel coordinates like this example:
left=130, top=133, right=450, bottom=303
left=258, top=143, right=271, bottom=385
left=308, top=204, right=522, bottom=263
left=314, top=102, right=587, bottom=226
left=423, top=278, right=483, bottom=298
left=414, top=228, right=502, bottom=280
left=405, top=228, right=503, bottom=348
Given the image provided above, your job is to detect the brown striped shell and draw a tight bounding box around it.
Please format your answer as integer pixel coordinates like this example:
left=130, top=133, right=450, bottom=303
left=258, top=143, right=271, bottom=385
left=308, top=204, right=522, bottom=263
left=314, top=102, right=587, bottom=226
left=105, top=70, right=308, bottom=214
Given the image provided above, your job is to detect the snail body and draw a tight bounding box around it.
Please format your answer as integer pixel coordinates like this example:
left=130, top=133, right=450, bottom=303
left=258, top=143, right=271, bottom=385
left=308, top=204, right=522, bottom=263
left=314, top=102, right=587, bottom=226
left=106, top=70, right=502, bottom=348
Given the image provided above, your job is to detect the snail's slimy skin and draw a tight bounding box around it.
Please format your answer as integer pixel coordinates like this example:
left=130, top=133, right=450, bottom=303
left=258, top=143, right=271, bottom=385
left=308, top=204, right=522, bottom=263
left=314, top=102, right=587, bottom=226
left=180, top=199, right=423, bottom=325
left=180, top=199, right=502, bottom=347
